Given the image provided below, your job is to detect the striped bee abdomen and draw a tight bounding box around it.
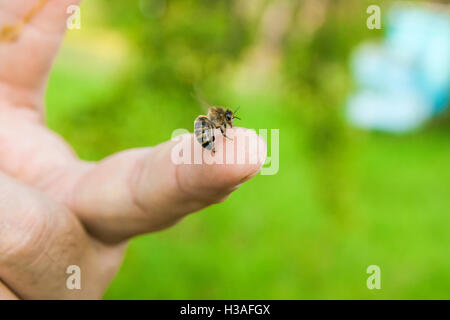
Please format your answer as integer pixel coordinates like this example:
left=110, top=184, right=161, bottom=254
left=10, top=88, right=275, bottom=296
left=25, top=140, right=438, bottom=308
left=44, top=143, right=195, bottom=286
left=194, top=115, right=216, bottom=152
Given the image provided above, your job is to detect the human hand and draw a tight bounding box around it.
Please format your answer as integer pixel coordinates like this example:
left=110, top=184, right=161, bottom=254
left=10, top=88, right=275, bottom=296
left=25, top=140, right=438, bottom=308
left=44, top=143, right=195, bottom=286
left=0, top=0, right=265, bottom=299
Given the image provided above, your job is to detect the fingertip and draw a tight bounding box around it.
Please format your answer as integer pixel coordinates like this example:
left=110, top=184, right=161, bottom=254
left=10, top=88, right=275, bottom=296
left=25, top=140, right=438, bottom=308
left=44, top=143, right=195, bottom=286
left=219, top=127, right=266, bottom=184
left=173, top=127, right=266, bottom=199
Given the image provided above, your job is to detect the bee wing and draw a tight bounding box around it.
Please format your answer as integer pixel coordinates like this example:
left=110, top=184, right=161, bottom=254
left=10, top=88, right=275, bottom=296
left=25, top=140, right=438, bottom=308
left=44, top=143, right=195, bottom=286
left=191, top=85, right=211, bottom=113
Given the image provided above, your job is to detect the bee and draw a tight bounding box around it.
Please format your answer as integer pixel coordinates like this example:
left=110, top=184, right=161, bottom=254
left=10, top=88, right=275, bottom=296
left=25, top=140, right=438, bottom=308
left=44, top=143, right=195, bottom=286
left=194, top=106, right=241, bottom=153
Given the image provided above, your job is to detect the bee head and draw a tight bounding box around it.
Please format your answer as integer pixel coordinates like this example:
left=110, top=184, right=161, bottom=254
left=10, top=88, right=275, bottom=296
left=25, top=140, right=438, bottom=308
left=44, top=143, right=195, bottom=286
left=225, top=106, right=241, bottom=127
left=225, top=109, right=234, bottom=127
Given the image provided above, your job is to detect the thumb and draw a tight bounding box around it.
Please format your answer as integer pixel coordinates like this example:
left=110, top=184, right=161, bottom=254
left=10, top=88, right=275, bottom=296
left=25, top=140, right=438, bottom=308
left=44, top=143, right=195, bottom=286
left=67, top=128, right=267, bottom=243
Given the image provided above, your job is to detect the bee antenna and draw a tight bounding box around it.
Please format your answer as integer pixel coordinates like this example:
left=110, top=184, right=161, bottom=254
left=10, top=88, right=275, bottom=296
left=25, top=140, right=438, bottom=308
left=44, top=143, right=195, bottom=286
left=234, top=116, right=241, bottom=120
left=234, top=106, right=241, bottom=114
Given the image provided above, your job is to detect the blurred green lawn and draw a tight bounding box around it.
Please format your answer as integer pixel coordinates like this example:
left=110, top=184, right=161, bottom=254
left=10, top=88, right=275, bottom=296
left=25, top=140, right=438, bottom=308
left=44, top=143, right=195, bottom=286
left=45, top=0, right=450, bottom=299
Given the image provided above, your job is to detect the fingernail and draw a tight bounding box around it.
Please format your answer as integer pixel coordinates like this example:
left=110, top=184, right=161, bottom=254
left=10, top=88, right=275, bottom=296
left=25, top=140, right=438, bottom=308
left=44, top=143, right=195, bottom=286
left=240, top=172, right=258, bottom=183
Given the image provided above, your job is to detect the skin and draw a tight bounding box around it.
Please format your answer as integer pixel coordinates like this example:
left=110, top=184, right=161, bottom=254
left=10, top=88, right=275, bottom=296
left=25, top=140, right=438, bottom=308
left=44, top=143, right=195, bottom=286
left=0, top=0, right=266, bottom=299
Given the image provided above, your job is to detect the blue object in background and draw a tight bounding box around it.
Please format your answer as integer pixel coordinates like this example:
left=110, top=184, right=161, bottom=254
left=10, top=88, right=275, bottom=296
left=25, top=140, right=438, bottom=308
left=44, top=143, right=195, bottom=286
left=347, top=4, right=450, bottom=132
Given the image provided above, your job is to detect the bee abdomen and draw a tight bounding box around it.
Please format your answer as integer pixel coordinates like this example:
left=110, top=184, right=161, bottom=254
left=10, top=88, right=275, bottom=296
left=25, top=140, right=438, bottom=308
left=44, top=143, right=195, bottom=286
left=194, top=116, right=215, bottom=151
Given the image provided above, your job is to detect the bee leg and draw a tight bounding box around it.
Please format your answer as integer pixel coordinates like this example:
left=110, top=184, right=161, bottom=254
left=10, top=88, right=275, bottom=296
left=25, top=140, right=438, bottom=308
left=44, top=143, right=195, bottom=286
left=220, top=127, right=233, bottom=140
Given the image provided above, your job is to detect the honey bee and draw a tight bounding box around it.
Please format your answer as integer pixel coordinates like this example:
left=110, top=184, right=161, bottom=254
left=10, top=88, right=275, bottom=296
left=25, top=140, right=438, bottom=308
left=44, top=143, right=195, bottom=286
left=194, top=106, right=241, bottom=153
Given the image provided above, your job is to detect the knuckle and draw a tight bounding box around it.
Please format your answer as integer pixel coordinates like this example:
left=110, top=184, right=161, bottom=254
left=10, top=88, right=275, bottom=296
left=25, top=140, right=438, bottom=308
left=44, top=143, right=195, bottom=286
left=0, top=204, right=53, bottom=265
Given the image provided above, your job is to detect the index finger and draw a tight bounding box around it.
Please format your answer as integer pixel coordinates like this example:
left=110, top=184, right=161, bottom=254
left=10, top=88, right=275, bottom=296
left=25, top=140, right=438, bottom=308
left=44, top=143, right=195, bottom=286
left=0, top=0, right=80, bottom=109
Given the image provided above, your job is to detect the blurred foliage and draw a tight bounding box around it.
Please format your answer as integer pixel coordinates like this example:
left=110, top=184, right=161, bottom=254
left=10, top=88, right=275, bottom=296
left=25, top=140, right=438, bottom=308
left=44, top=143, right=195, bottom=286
left=46, top=0, right=450, bottom=299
